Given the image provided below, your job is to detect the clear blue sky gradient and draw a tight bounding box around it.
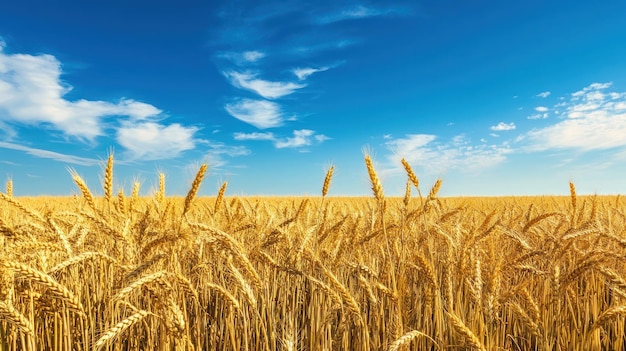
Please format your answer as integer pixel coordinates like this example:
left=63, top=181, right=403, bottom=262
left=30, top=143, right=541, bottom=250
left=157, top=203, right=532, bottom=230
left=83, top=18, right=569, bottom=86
left=1, top=0, right=626, bottom=196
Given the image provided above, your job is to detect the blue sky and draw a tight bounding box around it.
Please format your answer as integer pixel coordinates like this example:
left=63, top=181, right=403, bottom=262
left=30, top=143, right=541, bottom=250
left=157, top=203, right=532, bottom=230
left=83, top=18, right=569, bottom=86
left=1, top=0, right=626, bottom=196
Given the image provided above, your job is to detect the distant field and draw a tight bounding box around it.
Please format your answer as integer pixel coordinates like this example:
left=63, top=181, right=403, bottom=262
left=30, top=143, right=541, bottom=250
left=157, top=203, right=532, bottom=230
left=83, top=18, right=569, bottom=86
left=1, top=156, right=626, bottom=350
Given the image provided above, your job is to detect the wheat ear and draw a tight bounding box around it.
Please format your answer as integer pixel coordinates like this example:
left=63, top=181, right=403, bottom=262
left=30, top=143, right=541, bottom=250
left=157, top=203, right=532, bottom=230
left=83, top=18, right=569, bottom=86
left=114, top=271, right=169, bottom=301
left=388, top=330, right=437, bottom=351
left=70, top=170, right=98, bottom=213
left=364, top=155, right=384, bottom=204
left=5, top=178, right=12, bottom=198
left=0, top=192, right=45, bottom=223
left=206, top=283, right=241, bottom=312
left=592, top=305, right=626, bottom=331
left=0, top=301, right=34, bottom=336
left=322, top=166, right=334, bottom=197
left=401, top=158, right=419, bottom=189
left=94, top=310, right=150, bottom=350
left=3, top=261, right=84, bottom=314
left=104, top=152, right=114, bottom=203
left=158, top=172, right=165, bottom=203
left=447, top=311, right=486, bottom=351
left=215, top=181, right=227, bottom=213
left=117, top=189, right=126, bottom=214
left=183, top=164, right=207, bottom=216
left=127, top=181, right=140, bottom=214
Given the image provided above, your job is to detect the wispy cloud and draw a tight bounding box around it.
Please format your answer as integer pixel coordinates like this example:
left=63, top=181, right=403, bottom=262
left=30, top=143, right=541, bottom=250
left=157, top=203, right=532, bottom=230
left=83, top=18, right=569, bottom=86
left=116, top=122, right=199, bottom=160
left=233, top=132, right=275, bottom=141
left=219, top=51, right=266, bottom=66
left=224, top=71, right=305, bottom=99
left=242, top=50, right=265, bottom=62
left=292, top=66, right=330, bottom=80
left=225, top=99, right=283, bottom=129
left=537, top=91, right=551, bottom=98
left=202, top=142, right=250, bottom=169
left=318, top=5, right=405, bottom=24
left=528, top=113, right=549, bottom=119
left=233, top=129, right=329, bottom=149
left=490, top=122, right=516, bottom=131
left=524, top=82, right=626, bottom=151
left=535, top=106, right=549, bottom=112
left=0, top=141, right=99, bottom=166
left=385, top=134, right=511, bottom=175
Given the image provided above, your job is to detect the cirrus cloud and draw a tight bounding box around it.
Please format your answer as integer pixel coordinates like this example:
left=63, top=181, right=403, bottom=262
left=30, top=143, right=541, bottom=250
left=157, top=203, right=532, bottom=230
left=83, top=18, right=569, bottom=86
left=224, top=71, right=305, bottom=99
left=225, top=99, right=283, bottom=129
left=233, top=129, right=329, bottom=149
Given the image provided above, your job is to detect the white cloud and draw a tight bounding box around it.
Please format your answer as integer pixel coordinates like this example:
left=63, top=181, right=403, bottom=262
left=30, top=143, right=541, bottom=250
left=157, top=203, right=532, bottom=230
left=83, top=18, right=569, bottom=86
left=218, top=51, right=266, bottom=66
left=292, top=66, right=329, bottom=80
left=233, top=132, right=275, bottom=141
left=571, top=82, right=612, bottom=99
left=528, top=113, right=549, bottom=120
left=0, top=141, right=99, bottom=166
left=116, top=122, right=198, bottom=160
left=275, top=129, right=328, bottom=148
left=490, top=122, right=516, bottom=131
left=233, top=129, right=328, bottom=149
left=202, top=142, right=250, bottom=169
left=242, top=51, right=265, bottom=62
left=0, top=41, right=201, bottom=160
left=537, top=91, right=551, bottom=98
left=525, top=82, right=626, bottom=151
left=535, top=106, right=549, bottom=112
left=385, top=134, right=511, bottom=175
left=224, top=71, right=305, bottom=99
left=225, top=99, right=283, bottom=129
left=0, top=44, right=162, bottom=140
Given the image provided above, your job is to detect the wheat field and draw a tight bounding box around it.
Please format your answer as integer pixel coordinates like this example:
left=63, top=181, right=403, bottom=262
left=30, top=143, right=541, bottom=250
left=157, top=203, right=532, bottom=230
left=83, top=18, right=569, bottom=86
left=1, top=154, right=626, bottom=350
